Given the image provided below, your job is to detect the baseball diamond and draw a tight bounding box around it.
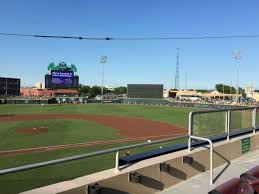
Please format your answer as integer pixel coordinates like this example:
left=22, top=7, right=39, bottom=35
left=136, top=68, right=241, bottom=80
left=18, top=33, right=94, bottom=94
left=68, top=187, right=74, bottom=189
left=0, top=104, right=256, bottom=194
left=0, top=104, right=191, bottom=194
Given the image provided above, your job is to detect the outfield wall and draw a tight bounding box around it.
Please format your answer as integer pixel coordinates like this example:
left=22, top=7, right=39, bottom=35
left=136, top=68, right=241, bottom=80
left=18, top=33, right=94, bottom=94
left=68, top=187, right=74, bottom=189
left=1, top=97, right=246, bottom=110
left=5, top=99, right=53, bottom=104
left=122, top=98, right=169, bottom=105
left=87, top=99, right=122, bottom=104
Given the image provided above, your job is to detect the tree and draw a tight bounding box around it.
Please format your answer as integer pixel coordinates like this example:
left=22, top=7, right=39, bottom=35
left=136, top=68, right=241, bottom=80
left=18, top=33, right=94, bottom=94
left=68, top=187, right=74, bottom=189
left=90, top=86, right=102, bottom=97
left=215, top=84, right=236, bottom=94
left=238, top=87, right=246, bottom=97
left=79, top=85, right=127, bottom=97
left=113, top=87, right=127, bottom=94
left=79, top=85, right=91, bottom=95
left=215, top=83, right=247, bottom=98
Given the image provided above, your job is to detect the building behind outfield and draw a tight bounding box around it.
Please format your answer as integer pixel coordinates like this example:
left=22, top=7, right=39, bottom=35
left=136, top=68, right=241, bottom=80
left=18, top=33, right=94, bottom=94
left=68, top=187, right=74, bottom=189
left=20, top=88, right=79, bottom=97
left=0, top=77, right=20, bottom=96
left=127, top=84, right=163, bottom=98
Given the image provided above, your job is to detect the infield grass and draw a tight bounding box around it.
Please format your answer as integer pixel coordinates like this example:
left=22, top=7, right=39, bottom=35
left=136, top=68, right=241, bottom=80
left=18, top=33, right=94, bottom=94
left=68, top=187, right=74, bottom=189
left=0, top=119, right=120, bottom=150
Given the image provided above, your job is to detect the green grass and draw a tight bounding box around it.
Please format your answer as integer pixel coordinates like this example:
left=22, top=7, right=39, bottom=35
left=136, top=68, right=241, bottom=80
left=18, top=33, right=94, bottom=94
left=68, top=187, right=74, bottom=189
left=0, top=104, right=192, bottom=193
left=0, top=104, right=255, bottom=193
left=0, top=145, right=117, bottom=194
left=0, top=119, right=120, bottom=150
left=0, top=104, right=191, bottom=128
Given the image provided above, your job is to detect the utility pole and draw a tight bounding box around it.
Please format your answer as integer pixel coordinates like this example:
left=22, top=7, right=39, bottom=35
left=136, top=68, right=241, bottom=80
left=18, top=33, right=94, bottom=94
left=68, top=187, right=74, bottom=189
left=185, top=72, right=187, bottom=90
left=223, top=84, right=225, bottom=102
left=5, top=77, right=7, bottom=96
left=233, top=50, right=242, bottom=103
left=230, top=81, right=233, bottom=101
left=175, top=48, right=180, bottom=90
left=100, top=56, right=107, bottom=95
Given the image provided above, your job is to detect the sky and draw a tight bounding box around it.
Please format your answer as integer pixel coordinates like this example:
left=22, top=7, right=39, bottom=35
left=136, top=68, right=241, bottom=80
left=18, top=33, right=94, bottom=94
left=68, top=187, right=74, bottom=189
left=0, top=0, right=259, bottom=89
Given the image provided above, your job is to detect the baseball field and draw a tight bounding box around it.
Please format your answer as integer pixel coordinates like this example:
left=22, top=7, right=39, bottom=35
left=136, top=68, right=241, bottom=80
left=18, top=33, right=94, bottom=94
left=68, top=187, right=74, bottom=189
left=0, top=104, right=193, bottom=194
left=0, top=104, right=256, bottom=194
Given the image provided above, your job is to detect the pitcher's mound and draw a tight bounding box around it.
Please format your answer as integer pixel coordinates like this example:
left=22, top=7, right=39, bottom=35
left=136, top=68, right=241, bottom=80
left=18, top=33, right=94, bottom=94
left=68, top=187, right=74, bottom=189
left=17, top=127, right=48, bottom=134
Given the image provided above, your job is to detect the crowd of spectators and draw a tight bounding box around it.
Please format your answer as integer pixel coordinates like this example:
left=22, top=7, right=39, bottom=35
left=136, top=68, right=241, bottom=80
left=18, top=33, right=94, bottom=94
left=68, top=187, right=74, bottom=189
left=168, top=96, right=258, bottom=106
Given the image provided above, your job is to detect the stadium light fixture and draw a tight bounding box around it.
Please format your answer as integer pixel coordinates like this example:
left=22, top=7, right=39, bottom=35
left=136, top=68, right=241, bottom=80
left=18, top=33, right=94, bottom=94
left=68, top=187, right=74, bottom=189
left=233, top=50, right=242, bottom=103
left=100, top=56, right=107, bottom=95
left=5, top=77, right=7, bottom=96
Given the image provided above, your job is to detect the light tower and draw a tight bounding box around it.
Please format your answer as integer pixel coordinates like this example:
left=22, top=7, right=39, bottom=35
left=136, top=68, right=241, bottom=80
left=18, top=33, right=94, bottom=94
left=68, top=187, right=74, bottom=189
left=5, top=77, right=7, bottom=96
left=100, top=56, right=107, bottom=95
left=184, top=72, right=187, bottom=90
left=175, top=48, right=180, bottom=90
left=233, top=50, right=242, bottom=102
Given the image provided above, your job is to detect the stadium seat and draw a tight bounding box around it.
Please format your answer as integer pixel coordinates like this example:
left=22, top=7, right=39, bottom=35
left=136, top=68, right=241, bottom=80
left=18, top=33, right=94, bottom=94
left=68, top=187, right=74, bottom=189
left=240, top=165, right=259, bottom=193
left=241, top=165, right=259, bottom=179
left=208, top=178, right=241, bottom=194
left=208, top=177, right=259, bottom=194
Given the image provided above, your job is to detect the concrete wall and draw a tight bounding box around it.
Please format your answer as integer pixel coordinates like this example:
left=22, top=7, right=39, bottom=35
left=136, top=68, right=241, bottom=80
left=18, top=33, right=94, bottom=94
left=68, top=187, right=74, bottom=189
left=6, top=99, right=51, bottom=104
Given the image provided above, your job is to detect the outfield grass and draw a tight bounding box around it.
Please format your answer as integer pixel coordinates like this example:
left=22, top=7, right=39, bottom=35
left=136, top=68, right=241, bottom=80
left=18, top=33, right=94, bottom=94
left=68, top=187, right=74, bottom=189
left=0, top=104, right=191, bottom=128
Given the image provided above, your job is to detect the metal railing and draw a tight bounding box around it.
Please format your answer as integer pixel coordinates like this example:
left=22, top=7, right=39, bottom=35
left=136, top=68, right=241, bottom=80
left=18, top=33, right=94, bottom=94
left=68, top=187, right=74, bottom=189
left=188, top=106, right=257, bottom=144
left=188, top=106, right=258, bottom=185
left=0, top=135, right=188, bottom=175
left=0, top=106, right=258, bottom=188
left=189, top=135, right=213, bottom=185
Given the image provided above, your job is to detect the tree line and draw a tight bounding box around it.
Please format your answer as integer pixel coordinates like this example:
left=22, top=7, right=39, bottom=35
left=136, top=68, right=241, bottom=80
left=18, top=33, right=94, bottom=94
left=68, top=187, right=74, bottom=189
left=215, top=84, right=246, bottom=97
left=79, top=85, right=127, bottom=97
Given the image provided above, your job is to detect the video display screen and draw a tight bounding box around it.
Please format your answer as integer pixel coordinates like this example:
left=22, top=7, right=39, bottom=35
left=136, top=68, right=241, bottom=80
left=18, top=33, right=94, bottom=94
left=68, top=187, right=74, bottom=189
left=51, top=70, right=74, bottom=87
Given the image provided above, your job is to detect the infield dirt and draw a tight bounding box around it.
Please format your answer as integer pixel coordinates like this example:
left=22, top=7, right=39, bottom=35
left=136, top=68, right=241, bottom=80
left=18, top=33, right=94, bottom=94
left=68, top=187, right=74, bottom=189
left=0, top=114, right=187, bottom=156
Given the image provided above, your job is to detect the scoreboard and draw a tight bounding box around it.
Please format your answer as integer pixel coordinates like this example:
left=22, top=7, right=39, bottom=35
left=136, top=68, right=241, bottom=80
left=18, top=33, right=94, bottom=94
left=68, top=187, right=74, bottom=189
left=45, top=71, right=79, bottom=89
left=127, top=84, right=163, bottom=98
left=51, top=70, right=74, bottom=87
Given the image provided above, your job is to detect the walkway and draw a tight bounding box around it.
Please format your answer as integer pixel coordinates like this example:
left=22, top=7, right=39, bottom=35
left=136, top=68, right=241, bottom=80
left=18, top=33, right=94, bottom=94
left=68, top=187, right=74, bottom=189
left=158, top=149, right=259, bottom=194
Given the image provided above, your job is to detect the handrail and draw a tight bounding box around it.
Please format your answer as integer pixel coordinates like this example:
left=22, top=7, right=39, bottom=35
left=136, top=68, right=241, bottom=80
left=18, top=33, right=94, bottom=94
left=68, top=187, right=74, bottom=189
left=0, top=135, right=188, bottom=175
left=190, top=135, right=213, bottom=185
